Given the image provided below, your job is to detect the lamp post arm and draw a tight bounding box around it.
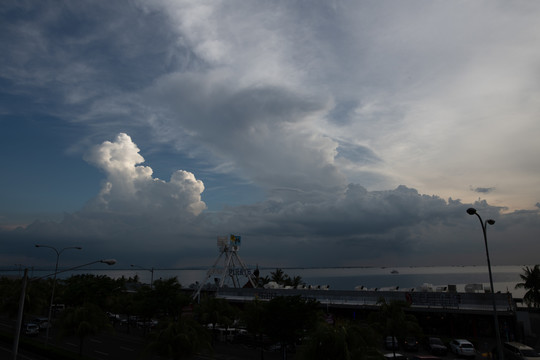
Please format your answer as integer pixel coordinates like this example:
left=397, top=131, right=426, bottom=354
left=33, top=259, right=117, bottom=281
left=131, top=264, right=155, bottom=288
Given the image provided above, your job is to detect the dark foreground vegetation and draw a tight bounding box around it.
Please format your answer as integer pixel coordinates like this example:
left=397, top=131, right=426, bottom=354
left=0, top=269, right=428, bottom=360
left=12, top=263, right=540, bottom=359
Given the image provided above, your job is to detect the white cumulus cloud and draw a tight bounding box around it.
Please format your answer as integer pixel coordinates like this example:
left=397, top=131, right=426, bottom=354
left=84, top=133, right=206, bottom=217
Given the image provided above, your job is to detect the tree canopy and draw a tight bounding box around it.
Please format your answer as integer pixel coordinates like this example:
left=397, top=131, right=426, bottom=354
left=299, top=319, right=383, bottom=360
left=58, top=302, right=112, bottom=356
left=515, top=265, right=540, bottom=307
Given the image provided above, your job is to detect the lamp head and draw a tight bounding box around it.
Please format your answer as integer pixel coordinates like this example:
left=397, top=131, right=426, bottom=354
left=101, top=259, right=117, bottom=265
left=487, top=219, right=495, bottom=225
left=466, top=208, right=477, bottom=215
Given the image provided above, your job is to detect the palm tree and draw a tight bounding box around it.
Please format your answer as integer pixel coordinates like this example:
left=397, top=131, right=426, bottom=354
left=268, top=269, right=304, bottom=288
left=515, top=265, right=540, bottom=307
left=270, top=268, right=287, bottom=284
left=285, top=275, right=305, bottom=288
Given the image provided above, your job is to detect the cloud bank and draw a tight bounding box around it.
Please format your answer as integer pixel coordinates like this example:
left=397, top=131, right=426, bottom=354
left=2, top=133, right=537, bottom=269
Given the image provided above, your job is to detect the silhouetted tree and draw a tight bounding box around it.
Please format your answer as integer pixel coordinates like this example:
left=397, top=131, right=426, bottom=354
left=368, top=298, right=422, bottom=357
left=133, top=285, right=155, bottom=330
left=152, top=277, right=188, bottom=318
left=196, top=295, right=238, bottom=343
left=300, top=319, right=383, bottom=360
left=61, top=274, right=118, bottom=308
left=265, top=269, right=305, bottom=288
left=263, top=295, right=320, bottom=359
left=58, top=302, right=112, bottom=356
left=270, top=268, right=287, bottom=284
left=516, top=265, right=540, bottom=307
left=242, top=298, right=268, bottom=359
left=285, top=275, right=304, bottom=288
left=0, top=276, right=49, bottom=318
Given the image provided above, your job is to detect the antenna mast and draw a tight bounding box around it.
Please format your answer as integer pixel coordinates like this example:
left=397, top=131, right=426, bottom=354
left=192, top=235, right=257, bottom=300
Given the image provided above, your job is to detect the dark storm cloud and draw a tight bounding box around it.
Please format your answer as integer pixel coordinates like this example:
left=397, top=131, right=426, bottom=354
left=0, top=0, right=198, bottom=144
left=193, top=185, right=493, bottom=267
left=473, top=187, right=496, bottom=194
left=1, top=1, right=186, bottom=87
left=0, top=183, right=467, bottom=267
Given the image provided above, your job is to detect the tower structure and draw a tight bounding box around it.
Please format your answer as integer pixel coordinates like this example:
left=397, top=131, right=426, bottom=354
left=192, top=235, right=257, bottom=300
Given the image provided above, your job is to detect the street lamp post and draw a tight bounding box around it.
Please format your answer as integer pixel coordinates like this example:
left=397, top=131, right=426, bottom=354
left=13, top=258, right=116, bottom=360
left=467, top=207, right=503, bottom=360
left=12, top=268, right=28, bottom=360
left=130, top=264, right=154, bottom=288
left=35, top=244, right=82, bottom=344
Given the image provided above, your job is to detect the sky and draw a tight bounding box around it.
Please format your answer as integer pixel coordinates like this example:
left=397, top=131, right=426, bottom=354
left=1, top=1, right=540, bottom=275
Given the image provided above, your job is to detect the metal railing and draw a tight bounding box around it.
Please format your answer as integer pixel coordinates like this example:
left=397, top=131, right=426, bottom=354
left=216, top=288, right=516, bottom=313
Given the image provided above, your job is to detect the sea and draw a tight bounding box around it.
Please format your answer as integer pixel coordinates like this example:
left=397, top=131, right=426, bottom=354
left=7, top=264, right=529, bottom=298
